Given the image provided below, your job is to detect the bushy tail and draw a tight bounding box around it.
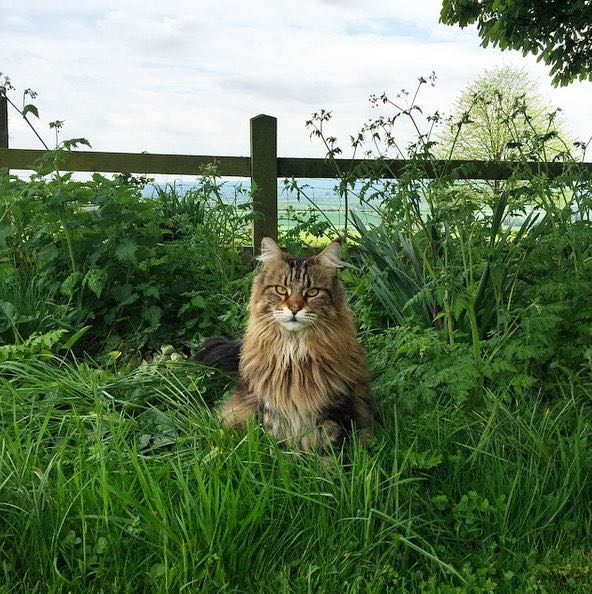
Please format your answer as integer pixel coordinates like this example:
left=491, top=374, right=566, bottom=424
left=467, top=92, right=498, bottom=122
left=195, top=336, right=241, bottom=374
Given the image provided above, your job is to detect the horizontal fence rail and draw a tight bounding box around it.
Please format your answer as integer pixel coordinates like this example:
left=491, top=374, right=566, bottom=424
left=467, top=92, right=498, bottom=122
left=2, top=149, right=591, bottom=180
left=277, top=157, right=592, bottom=180
left=1, top=103, right=591, bottom=251
left=0, top=148, right=251, bottom=176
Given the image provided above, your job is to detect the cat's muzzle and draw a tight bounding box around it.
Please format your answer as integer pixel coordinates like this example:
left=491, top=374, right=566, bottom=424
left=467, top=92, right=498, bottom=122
left=275, top=308, right=313, bottom=331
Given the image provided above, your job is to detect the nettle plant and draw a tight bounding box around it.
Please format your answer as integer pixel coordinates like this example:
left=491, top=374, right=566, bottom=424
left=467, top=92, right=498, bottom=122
left=1, top=169, right=254, bottom=354
left=307, top=74, right=592, bottom=395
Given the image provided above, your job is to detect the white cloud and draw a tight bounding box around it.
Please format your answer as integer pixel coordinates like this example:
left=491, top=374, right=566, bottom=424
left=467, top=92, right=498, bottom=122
left=1, top=0, right=591, bottom=165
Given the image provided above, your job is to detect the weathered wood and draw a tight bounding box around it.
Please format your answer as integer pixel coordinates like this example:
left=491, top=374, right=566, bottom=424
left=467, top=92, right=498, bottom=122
left=0, top=148, right=250, bottom=176
left=0, top=97, right=7, bottom=150
left=1, top=148, right=590, bottom=181
left=278, top=157, right=592, bottom=180
left=250, top=114, right=278, bottom=251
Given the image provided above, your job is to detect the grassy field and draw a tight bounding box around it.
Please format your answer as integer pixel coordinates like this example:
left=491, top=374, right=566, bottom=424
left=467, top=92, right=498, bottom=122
left=1, top=134, right=592, bottom=591
left=1, top=352, right=591, bottom=593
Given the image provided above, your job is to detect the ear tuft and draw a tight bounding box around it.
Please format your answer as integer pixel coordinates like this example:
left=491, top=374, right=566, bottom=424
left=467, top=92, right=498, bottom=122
left=316, top=240, right=344, bottom=268
left=257, top=237, right=284, bottom=263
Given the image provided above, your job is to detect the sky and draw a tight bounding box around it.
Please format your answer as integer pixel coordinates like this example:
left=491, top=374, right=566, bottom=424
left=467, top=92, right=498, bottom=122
left=2, top=0, right=591, bottom=165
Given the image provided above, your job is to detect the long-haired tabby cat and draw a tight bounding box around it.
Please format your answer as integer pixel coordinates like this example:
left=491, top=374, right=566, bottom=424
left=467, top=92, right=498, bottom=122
left=201, top=237, right=376, bottom=453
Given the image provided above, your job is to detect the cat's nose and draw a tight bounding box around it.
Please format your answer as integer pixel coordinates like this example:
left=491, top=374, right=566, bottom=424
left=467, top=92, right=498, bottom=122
left=287, top=300, right=303, bottom=315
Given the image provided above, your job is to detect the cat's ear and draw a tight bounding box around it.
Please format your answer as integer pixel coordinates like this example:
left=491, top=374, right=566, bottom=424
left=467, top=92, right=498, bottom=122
left=315, top=239, right=344, bottom=269
left=258, top=237, right=284, bottom=263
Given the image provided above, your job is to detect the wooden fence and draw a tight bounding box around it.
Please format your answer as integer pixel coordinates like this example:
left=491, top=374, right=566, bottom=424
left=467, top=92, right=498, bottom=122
left=1, top=96, right=591, bottom=252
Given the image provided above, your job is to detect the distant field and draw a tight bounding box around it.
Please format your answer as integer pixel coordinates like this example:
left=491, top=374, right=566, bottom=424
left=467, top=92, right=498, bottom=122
left=144, top=178, right=383, bottom=231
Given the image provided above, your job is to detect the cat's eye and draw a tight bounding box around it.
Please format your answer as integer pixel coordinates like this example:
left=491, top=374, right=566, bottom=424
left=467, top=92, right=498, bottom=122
left=275, top=285, right=288, bottom=295
left=305, top=288, right=319, bottom=297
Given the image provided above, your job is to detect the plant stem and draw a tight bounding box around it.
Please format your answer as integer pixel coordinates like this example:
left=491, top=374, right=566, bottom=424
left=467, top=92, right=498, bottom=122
left=2, top=93, right=49, bottom=150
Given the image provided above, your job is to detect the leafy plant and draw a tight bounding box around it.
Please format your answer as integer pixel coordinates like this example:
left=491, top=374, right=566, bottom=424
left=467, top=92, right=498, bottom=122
left=308, top=75, right=592, bottom=393
left=439, top=0, right=592, bottom=86
left=0, top=166, right=252, bottom=355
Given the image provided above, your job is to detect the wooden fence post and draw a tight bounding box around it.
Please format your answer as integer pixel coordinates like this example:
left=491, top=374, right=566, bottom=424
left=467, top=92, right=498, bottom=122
left=0, top=96, right=8, bottom=150
left=250, top=114, right=277, bottom=253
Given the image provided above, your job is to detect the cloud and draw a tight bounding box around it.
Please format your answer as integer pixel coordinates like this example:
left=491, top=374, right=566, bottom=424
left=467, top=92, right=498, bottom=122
left=1, top=0, right=590, bottom=164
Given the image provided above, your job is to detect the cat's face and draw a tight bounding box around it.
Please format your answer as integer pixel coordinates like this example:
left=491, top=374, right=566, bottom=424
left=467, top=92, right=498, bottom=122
left=253, top=238, right=345, bottom=332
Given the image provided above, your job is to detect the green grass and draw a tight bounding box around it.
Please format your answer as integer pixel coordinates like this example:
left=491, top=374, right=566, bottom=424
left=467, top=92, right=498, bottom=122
left=1, top=357, right=591, bottom=593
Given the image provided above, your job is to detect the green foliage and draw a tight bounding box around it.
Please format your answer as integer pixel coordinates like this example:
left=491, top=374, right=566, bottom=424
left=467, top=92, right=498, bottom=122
left=367, top=326, right=481, bottom=409
left=439, top=0, right=592, bottom=86
left=0, top=269, right=76, bottom=343
left=1, top=74, right=592, bottom=592
left=0, top=166, right=252, bottom=354
left=0, top=357, right=590, bottom=591
left=0, top=329, right=67, bottom=362
left=291, top=77, right=592, bottom=435
left=437, top=66, right=571, bottom=162
left=308, top=77, right=592, bottom=396
left=278, top=178, right=338, bottom=254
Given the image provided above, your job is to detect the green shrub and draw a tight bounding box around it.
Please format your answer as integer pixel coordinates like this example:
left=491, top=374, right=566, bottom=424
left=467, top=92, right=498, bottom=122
left=366, top=326, right=480, bottom=410
left=304, top=77, right=592, bottom=400
left=0, top=166, right=252, bottom=355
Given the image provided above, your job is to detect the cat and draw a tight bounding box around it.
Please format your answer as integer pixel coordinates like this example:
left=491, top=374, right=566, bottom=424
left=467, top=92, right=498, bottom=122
left=200, top=237, right=376, bottom=453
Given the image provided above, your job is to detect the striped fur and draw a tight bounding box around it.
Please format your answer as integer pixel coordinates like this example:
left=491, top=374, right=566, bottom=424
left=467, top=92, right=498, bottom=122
left=220, top=238, right=376, bottom=452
